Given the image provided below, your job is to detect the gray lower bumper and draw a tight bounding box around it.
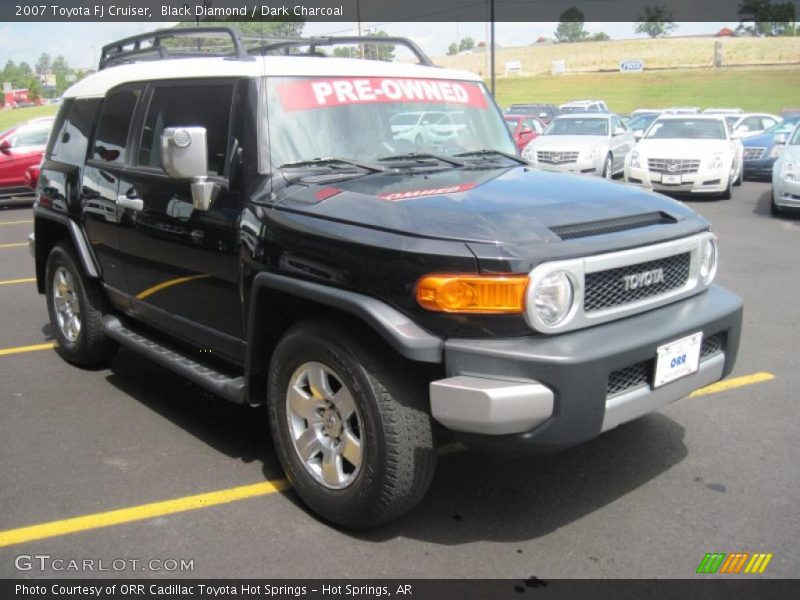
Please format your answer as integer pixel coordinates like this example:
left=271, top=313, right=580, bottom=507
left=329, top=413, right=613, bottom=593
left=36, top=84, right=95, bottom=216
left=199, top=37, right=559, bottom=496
left=431, top=284, right=742, bottom=454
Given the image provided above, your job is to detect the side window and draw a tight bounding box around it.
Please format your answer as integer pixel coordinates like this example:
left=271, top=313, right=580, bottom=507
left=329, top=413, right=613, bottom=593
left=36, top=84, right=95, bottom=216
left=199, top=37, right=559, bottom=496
left=137, top=83, right=234, bottom=175
left=11, top=124, right=52, bottom=147
left=93, top=88, right=141, bottom=164
left=51, top=98, right=100, bottom=166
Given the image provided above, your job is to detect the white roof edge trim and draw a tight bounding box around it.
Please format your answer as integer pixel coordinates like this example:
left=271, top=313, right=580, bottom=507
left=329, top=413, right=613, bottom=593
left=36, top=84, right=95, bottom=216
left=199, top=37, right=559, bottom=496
left=64, top=56, right=482, bottom=99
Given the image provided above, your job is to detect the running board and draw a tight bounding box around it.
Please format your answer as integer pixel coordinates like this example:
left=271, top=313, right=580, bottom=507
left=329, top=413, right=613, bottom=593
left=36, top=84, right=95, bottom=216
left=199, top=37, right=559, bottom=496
left=102, top=315, right=247, bottom=404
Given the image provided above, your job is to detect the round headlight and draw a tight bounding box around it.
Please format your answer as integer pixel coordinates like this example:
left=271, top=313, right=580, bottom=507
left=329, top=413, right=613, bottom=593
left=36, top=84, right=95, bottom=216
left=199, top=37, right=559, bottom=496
left=699, top=237, right=718, bottom=283
left=532, top=270, right=574, bottom=326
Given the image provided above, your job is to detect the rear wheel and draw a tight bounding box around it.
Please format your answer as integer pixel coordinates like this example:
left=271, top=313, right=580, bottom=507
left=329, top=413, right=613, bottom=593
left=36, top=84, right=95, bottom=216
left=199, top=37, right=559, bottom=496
left=267, top=319, right=436, bottom=529
left=45, top=243, right=118, bottom=366
left=771, top=187, right=782, bottom=216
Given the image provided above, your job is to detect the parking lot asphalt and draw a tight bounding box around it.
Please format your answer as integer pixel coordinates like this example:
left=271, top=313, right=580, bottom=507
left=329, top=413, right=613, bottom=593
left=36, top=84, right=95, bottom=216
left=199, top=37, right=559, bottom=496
left=0, top=181, right=798, bottom=579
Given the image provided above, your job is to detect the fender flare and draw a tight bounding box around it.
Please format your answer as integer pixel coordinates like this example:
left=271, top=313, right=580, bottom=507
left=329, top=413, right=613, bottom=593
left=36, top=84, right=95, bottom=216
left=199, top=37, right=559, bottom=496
left=244, top=271, right=444, bottom=402
left=33, top=206, right=100, bottom=279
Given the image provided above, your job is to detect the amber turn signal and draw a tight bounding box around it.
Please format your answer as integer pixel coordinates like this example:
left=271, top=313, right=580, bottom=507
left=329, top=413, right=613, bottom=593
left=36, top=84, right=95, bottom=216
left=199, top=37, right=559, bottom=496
left=415, top=274, right=529, bottom=314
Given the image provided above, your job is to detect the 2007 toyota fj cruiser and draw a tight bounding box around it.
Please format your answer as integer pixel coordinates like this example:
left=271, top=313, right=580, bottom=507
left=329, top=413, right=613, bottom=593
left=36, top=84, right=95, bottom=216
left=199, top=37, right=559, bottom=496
left=30, top=28, right=742, bottom=528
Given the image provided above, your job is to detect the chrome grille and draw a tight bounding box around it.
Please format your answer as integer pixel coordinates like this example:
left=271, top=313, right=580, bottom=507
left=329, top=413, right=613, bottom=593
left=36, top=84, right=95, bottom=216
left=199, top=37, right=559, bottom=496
left=743, top=147, right=766, bottom=161
left=584, top=253, right=691, bottom=312
left=606, top=334, right=725, bottom=398
left=647, top=158, right=701, bottom=175
left=537, top=150, right=579, bottom=164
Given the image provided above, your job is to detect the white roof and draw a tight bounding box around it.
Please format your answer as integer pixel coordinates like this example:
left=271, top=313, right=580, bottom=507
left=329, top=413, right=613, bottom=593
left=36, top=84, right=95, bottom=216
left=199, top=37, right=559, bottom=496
left=655, top=114, right=726, bottom=121
left=64, top=56, right=482, bottom=99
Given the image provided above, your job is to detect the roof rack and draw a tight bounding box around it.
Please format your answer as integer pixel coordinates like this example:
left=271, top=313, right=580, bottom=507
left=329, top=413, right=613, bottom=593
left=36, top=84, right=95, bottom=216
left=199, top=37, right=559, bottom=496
left=99, top=26, right=250, bottom=70
left=246, top=36, right=435, bottom=66
left=99, top=28, right=435, bottom=70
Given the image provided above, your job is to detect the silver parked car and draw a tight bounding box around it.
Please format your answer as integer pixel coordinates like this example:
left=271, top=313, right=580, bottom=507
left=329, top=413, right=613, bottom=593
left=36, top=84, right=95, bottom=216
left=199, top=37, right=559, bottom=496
left=522, top=113, right=634, bottom=178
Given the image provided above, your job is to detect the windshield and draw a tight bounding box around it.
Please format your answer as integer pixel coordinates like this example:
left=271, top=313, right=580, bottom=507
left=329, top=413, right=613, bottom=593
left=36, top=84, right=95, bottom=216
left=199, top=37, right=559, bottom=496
left=263, top=76, right=515, bottom=169
left=544, top=118, right=608, bottom=136
left=765, top=119, right=798, bottom=135
left=627, top=114, right=659, bottom=131
left=645, top=119, right=727, bottom=140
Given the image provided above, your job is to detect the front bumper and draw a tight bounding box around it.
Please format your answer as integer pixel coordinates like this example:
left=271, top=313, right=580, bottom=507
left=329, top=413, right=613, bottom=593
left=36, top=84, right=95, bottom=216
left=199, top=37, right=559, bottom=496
left=743, top=157, right=776, bottom=179
left=626, top=165, right=728, bottom=194
left=773, top=177, right=800, bottom=209
left=429, top=284, right=742, bottom=455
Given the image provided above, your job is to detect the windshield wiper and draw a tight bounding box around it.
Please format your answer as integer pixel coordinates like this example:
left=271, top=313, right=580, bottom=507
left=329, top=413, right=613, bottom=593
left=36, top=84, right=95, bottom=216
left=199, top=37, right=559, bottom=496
left=279, top=157, right=387, bottom=172
left=452, top=149, right=528, bottom=165
left=376, top=153, right=467, bottom=167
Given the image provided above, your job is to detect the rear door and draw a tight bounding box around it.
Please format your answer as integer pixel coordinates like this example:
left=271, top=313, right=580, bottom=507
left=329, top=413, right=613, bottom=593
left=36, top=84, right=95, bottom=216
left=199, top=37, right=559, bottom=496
left=114, top=79, right=246, bottom=362
left=81, top=86, right=143, bottom=297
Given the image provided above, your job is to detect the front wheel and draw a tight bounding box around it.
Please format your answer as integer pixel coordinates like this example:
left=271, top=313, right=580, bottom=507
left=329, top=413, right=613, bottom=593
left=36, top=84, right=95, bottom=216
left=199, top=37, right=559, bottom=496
left=719, top=168, right=733, bottom=200
left=602, top=154, right=613, bottom=179
left=267, top=319, right=436, bottom=529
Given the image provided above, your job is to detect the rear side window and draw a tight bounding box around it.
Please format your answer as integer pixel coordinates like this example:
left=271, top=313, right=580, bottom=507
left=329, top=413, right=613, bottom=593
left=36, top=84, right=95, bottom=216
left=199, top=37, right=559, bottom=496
left=93, top=88, right=140, bottom=164
left=50, top=98, right=100, bottom=166
left=137, top=83, right=234, bottom=175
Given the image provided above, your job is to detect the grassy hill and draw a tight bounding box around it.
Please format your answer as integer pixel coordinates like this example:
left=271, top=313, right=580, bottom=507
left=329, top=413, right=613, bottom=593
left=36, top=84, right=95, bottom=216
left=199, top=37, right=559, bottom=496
left=436, top=36, right=800, bottom=76
left=492, top=66, right=800, bottom=114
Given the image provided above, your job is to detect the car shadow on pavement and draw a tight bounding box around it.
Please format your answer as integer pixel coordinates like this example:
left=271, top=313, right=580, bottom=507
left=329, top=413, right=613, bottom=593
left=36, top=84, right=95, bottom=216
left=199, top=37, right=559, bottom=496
left=356, top=413, right=687, bottom=544
left=100, top=345, right=687, bottom=543
left=102, top=347, right=283, bottom=476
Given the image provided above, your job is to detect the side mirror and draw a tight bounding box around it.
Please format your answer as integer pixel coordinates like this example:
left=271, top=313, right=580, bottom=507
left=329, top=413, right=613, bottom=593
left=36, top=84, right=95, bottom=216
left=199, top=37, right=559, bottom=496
left=539, top=112, right=548, bottom=118
left=161, top=127, right=217, bottom=211
left=774, top=133, right=788, bottom=145
left=521, top=127, right=533, bottom=134
left=613, top=127, right=626, bottom=136
left=0, top=139, right=12, bottom=154
left=633, top=130, right=643, bottom=141
left=736, top=125, right=749, bottom=133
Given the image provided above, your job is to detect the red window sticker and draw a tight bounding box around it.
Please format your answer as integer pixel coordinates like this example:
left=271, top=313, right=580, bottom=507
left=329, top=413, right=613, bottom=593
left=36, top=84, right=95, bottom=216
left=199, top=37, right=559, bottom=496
left=378, top=183, right=477, bottom=201
left=277, top=78, right=488, bottom=112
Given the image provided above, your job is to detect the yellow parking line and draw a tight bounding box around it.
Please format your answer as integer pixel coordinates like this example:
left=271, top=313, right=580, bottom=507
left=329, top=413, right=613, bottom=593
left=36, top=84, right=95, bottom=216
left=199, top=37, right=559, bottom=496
left=0, top=220, right=33, bottom=226
left=0, top=369, right=775, bottom=547
left=0, top=479, right=290, bottom=548
left=690, top=371, right=775, bottom=398
left=0, top=242, right=28, bottom=249
left=0, top=342, right=56, bottom=357
left=0, top=277, right=36, bottom=286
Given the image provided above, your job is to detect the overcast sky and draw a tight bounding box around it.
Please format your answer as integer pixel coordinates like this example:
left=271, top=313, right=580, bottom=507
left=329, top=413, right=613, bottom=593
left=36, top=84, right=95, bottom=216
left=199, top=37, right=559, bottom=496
left=0, top=21, right=735, bottom=70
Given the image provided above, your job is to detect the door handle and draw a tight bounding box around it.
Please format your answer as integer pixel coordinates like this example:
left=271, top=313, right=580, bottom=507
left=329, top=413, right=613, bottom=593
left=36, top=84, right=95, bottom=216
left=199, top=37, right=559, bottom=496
left=117, top=194, right=143, bottom=211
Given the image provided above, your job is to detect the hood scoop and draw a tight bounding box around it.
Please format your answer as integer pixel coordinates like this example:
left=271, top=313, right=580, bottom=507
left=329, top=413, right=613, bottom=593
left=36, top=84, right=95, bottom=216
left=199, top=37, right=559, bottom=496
left=550, top=212, right=676, bottom=240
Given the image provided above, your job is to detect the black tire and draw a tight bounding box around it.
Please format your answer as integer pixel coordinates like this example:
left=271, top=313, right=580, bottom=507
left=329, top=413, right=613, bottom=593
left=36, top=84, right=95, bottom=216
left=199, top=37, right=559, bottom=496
left=770, top=188, right=782, bottom=216
left=734, top=167, right=742, bottom=186
left=719, top=169, right=733, bottom=200
left=45, top=242, right=118, bottom=367
left=267, top=318, right=436, bottom=529
left=602, top=154, right=613, bottom=179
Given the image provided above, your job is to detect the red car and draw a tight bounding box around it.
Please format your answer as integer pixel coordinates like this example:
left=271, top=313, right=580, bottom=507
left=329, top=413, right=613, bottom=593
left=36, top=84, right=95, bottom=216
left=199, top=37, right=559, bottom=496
left=503, top=114, right=545, bottom=152
left=0, top=117, right=53, bottom=201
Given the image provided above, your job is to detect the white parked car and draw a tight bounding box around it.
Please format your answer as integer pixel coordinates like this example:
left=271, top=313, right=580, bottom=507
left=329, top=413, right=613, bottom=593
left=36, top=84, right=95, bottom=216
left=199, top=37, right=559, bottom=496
left=523, top=113, right=633, bottom=178
left=389, top=111, right=448, bottom=147
left=558, top=99, right=608, bottom=114
left=728, top=113, right=781, bottom=139
left=624, top=115, right=743, bottom=199
left=771, top=122, right=800, bottom=215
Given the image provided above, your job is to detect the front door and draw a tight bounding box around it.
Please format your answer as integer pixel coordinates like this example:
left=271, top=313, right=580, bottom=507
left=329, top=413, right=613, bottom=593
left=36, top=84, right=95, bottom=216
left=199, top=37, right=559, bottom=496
left=115, top=80, right=246, bottom=362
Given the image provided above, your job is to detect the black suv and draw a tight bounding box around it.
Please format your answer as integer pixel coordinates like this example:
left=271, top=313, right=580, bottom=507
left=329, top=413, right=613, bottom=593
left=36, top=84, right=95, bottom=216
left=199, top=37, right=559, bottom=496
left=30, top=28, right=742, bottom=528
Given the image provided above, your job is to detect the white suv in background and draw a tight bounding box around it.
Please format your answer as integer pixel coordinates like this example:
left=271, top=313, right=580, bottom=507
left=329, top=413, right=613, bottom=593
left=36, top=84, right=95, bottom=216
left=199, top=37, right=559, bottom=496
left=559, top=99, right=609, bottom=114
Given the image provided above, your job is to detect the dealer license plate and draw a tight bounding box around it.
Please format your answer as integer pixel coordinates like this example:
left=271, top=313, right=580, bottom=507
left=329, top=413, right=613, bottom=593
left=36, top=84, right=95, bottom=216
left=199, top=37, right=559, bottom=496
left=654, top=332, right=703, bottom=388
left=662, top=173, right=681, bottom=185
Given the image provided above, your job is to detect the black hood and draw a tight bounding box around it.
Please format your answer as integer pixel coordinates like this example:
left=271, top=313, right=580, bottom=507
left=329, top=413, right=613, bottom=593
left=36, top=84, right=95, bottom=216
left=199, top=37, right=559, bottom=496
left=275, top=166, right=698, bottom=244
